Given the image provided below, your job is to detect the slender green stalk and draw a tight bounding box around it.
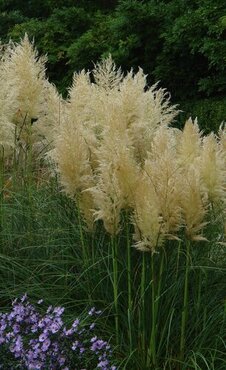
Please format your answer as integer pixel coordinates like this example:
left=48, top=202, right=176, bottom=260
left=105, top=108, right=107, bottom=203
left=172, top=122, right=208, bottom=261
left=155, top=252, right=164, bottom=351
left=0, top=147, right=4, bottom=241
left=76, top=199, right=93, bottom=301
left=203, top=306, right=207, bottom=332
left=26, top=119, right=33, bottom=189
left=148, top=253, right=157, bottom=367
left=156, top=252, right=164, bottom=314
left=111, top=234, right=119, bottom=345
left=180, top=238, right=190, bottom=362
left=25, top=119, right=35, bottom=237
left=202, top=275, right=208, bottom=337
left=224, top=300, right=226, bottom=323
left=13, top=126, right=19, bottom=188
left=196, top=269, right=202, bottom=317
left=140, top=253, right=146, bottom=354
left=147, top=249, right=165, bottom=367
left=91, top=233, right=95, bottom=264
left=77, top=198, right=87, bottom=263
left=0, top=146, right=4, bottom=190
left=126, top=215, right=133, bottom=353
left=176, top=239, right=181, bottom=278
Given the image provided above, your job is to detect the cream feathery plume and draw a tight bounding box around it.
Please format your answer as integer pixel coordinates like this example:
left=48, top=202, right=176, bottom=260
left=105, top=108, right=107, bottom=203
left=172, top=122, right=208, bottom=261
left=5, top=34, right=46, bottom=127
left=93, top=67, right=147, bottom=138
left=68, top=70, right=94, bottom=124
left=35, top=80, right=65, bottom=151
left=177, top=118, right=202, bottom=168
left=49, top=116, right=94, bottom=197
left=93, top=55, right=123, bottom=91
left=113, top=144, right=140, bottom=209
left=89, top=141, right=123, bottom=235
left=118, top=68, right=147, bottom=127
left=218, top=125, right=226, bottom=226
left=67, top=70, right=100, bottom=170
left=79, top=191, right=96, bottom=231
left=144, top=83, right=178, bottom=128
left=144, top=126, right=183, bottom=235
left=128, top=81, right=178, bottom=165
left=0, top=43, right=16, bottom=152
left=89, top=126, right=139, bottom=234
left=88, top=169, right=123, bottom=235
left=102, top=127, right=139, bottom=207
left=93, top=58, right=178, bottom=166
left=180, top=166, right=207, bottom=241
left=200, top=133, right=226, bottom=205
left=2, top=35, right=48, bottom=166
left=50, top=69, right=107, bottom=229
left=178, top=119, right=208, bottom=239
left=116, top=68, right=151, bottom=163
left=133, top=174, right=164, bottom=253
left=49, top=115, right=95, bottom=228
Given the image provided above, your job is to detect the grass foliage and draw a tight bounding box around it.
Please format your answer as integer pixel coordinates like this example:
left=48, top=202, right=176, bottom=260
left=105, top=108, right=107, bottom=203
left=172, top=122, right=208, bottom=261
left=0, top=37, right=225, bottom=369
left=0, top=174, right=225, bottom=369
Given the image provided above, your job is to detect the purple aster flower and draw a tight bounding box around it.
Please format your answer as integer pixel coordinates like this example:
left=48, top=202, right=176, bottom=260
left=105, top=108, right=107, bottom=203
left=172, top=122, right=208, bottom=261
left=13, top=324, right=20, bottom=334
left=58, top=356, right=66, bottom=365
left=63, top=327, right=74, bottom=336
left=47, top=305, right=53, bottom=314
left=50, top=322, right=60, bottom=334
left=39, top=333, right=48, bottom=342
left=28, top=361, right=42, bottom=369
left=53, top=307, right=64, bottom=316
left=0, top=320, right=7, bottom=331
left=91, top=338, right=108, bottom=352
left=97, top=359, right=109, bottom=368
left=0, top=337, right=5, bottom=344
left=38, top=316, right=51, bottom=329
left=80, top=347, right=85, bottom=354
left=6, top=332, right=13, bottom=342
left=10, top=335, right=23, bottom=357
left=41, top=338, right=51, bottom=352
left=72, top=340, right=80, bottom=351
left=52, top=341, right=59, bottom=353
left=21, top=293, right=27, bottom=303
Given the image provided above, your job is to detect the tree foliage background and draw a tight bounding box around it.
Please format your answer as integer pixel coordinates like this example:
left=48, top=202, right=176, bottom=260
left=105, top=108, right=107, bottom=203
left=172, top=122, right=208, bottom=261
left=0, top=0, right=225, bottom=130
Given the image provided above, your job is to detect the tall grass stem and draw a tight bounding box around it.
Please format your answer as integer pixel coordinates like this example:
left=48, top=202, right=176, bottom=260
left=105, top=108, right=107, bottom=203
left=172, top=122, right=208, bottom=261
left=126, top=215, right=132, bottom=353
left=140, top=253, right=146, bottom=355
left=111, top=235, right=119, bottom=345
left=147, top=253, right=157, bottom=367
left=180, top=238, right=190, bottom=362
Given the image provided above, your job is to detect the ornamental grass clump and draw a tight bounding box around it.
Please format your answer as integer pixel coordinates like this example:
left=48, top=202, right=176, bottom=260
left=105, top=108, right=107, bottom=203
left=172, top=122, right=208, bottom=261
left=49, top=56, right=225, bottom=369
left=0, top=294, right=116, bottom=370
left=0, top=39, right=225, bottom=369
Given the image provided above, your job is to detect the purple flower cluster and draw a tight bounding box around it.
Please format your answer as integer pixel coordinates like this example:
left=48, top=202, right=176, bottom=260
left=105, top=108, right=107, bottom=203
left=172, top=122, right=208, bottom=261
left=0, top=294, right=117, bottom=370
